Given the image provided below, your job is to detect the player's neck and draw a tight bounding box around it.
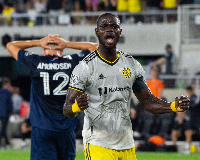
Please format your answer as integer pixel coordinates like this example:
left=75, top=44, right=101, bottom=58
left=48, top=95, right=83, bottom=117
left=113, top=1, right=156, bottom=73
left=98, top=47, right=118, bottom=62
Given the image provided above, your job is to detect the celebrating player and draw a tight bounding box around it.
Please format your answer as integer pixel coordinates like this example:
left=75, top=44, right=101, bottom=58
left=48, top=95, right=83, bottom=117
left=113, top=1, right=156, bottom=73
left=63, top=13, right=190, bottom=160
left=6, top=35, right=98, bottom=160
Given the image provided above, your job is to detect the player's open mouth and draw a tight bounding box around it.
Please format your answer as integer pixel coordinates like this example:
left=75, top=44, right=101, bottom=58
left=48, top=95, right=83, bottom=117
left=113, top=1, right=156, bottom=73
left=105, top=35, right=114, bottom=44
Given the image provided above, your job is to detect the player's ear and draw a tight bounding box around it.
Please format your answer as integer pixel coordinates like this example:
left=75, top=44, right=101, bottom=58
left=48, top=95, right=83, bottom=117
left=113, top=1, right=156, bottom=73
left=120, top=29, right=122, bottom=36
left=59, top=50, right=64, bottom=56
left=43, top=49, right=47, bottom=55
left=95, top=28, right=98, bottom=37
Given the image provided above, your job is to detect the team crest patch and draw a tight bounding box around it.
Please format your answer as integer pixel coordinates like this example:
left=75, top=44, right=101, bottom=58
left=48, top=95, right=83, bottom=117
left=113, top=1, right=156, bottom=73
left=69, top=74, right=79, bottom=86
left=122, top=67, right=132, bottom=78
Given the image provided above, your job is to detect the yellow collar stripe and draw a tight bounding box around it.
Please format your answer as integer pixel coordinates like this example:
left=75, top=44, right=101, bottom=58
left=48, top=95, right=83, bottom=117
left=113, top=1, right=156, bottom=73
left=96, top=49, right=119, bottom=64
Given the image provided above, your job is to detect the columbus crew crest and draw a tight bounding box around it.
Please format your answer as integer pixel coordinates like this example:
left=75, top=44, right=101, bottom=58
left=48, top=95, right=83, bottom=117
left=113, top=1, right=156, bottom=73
left=122, top=67, right=132, bottom=78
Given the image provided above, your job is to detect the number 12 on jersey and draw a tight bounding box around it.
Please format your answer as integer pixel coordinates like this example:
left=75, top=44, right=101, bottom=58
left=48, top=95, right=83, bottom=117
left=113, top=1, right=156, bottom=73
left=40, top=72, right=69, bottom=95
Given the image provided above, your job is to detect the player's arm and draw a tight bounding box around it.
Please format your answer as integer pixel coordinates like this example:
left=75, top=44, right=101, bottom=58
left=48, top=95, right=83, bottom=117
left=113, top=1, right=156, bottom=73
left=6, top=35, right=56, bottom=60
left=133, top=76, right=190, bottom=114
left=48, top=35, right=99, bottom=52
left=63, top=88, right=89, bottom=118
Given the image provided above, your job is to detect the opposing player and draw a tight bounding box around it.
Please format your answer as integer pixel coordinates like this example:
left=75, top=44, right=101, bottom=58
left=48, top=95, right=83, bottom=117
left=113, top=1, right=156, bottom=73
left=63, top=13, right=190, bottom=160
left=6, top=35, right=98, bottom=160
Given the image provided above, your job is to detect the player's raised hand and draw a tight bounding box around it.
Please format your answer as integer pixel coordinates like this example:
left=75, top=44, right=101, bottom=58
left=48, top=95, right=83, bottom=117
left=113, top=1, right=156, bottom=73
left=47, top=35, right=68, bottom=50
left=39, top=34, right=61, bottom=49
left=175, top=96, right=190, bottom=112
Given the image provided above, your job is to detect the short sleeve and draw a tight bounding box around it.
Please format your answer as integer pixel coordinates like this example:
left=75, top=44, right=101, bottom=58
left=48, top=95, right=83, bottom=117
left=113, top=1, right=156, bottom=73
left=134, top=59, right=145, bottom=79
left=18, top=49, right=40, bottom=69
left=69, top=61, right=90, bottom=91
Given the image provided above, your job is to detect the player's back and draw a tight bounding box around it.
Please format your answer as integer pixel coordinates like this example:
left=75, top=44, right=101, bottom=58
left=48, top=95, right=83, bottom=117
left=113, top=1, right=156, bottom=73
left=18, top=50, right=89, bottom=131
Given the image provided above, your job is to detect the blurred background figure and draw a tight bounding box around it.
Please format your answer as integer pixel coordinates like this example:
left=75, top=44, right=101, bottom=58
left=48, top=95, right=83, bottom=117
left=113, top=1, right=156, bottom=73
left=171, top=111, right=192, bottom=154
left=147, top=67, right=164, bottom=99
left=11, top=78, right=23, bottom=116
left=141, top=66, right=173, bottom=140
left=130, top=98, right=143, bottom=140
left=164, top=44, right=174, bottom=74
left=0, top=77, right=13, bottom=149
left=185, top=86, right=200, bottom=140
left=141, top=67, right=165, bottom=139
left=47, top=0, right=65, bottom=25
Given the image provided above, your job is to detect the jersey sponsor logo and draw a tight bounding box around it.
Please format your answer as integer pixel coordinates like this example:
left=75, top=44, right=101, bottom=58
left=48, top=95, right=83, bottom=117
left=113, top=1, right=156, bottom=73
left=24, top=51, right=34, bottom=56
left=98, top=86, right=131, bottom=96
left=98, top=73, right=106, bottom=80
left=37, top=63, right=72, bottom=70
left=122, top=67, right=132, bottom=79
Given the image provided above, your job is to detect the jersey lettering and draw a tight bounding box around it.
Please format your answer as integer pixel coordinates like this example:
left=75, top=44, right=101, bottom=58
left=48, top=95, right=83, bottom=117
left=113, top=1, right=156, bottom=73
left=40, top=72, right=69, bottom=95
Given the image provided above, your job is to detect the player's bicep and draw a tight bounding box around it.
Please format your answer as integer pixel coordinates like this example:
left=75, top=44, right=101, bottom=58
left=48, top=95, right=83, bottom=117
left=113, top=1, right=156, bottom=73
left=6, top=42, right=21, bottom=61
left=132, top=76, right=148, bottom=93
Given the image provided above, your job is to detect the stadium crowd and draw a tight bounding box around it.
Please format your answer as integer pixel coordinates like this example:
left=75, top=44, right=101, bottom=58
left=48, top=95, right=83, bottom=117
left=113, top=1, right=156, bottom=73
left=0, top=0, right=198, bottom=26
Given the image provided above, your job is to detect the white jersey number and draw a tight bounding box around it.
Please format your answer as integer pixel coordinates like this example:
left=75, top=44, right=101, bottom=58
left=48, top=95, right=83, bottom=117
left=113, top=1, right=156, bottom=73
left=40, top=72, right=69, bottom=95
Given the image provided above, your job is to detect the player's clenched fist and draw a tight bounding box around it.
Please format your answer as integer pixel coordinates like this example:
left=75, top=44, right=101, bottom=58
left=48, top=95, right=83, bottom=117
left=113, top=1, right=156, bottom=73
left=72, top=94, right=89, bottom=113
left=175, top=96, right=190, bottom=112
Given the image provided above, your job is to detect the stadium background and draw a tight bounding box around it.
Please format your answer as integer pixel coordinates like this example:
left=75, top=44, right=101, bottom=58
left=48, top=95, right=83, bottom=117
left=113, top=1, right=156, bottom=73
left=0, top=1, right=200, bottom=159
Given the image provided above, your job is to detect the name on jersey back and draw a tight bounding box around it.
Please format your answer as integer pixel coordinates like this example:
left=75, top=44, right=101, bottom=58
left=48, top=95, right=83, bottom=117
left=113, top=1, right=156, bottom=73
left=37, top=62, right=72, bottom=70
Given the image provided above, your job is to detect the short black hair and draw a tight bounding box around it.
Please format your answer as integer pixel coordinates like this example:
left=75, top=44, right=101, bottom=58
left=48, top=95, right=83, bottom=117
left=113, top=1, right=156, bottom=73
left=96, top=13, right=120, bottom=26
left=47, top=43, right=58, bottom=46
left=166, top=44, right=172, bottom=50
left=186, top=85, right=193, bottom=91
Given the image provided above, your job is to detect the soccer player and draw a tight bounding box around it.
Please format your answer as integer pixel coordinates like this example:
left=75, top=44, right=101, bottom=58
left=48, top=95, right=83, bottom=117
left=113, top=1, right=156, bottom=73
left=63, top=13, right=190, bottom=160
left=6, top=35, right=98, bottom=160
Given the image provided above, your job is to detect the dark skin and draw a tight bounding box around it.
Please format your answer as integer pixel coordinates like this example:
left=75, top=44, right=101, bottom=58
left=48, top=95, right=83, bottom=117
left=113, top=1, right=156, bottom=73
left=63, top=13, right=190, bottom=118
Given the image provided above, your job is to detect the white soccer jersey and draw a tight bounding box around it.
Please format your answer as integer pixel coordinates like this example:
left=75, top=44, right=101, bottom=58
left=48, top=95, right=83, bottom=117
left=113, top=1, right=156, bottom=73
left=69, top=49, right=145, bottom=150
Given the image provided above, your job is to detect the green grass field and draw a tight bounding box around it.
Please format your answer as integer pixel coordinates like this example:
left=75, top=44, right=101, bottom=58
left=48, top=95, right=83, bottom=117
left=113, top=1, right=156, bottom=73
left=0, top=149, right=200, bottom=160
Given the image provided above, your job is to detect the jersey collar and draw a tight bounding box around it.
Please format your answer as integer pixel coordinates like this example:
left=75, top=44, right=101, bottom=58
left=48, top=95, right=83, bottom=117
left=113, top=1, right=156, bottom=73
left=96, top=49, right=119, bottom=66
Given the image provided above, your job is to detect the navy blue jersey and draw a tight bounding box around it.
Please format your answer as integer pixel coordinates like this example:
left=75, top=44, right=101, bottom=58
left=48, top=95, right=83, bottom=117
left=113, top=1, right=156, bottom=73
left=18, top=49, right=90, bottom=131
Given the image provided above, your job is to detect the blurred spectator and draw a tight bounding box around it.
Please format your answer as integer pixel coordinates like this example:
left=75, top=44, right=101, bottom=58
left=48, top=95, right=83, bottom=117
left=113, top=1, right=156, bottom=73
left=149, top=44, right=174, bottom=74
left=185, top=86, right=200, bottom=139
left=12, top=86, right=23, bottom=114
left=141, top=67, right=173, bottom=140
left=160, top=0, right=179, bottom=22
left=147, top=67, right=164, bottom=99
left=117, top=0, right=142, bottom=23
left=20, top=117, right=32, bottom=148
left=160, top=0, right=179, bottom=9
left=85, top=0, right=100, bottom=12
left=130, top=98, right=143, bottom=139
left=171, top=112, right=192, bottom=154
left=141, top=67, right=164, bottom=139
left=117, top=0, right=142, bottom=12
left=12, top=102, right=31, bottom=149
left=104, top=0, right=117, bottom=11
left=0, top=77, right=13, bottom=149
left=2, top=2, right=15, bottom=26
left=34, top=0, right=47, bottom=13
left=34, top=0, right=47, bottom=25
left=24, top=0, right=38, bottom=26
left=71, top=0, right=85, bottom=24
left=47, top=0, right=65, bottom=25
left=145, top=0, right=161, bottom=23
left=12, top=3, right=26, bottom=26
left=164, top=44, right=174, bottom=74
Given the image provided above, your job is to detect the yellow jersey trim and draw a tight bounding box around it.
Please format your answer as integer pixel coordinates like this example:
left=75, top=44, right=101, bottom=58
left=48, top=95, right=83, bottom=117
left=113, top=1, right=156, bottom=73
left=68, top=87, right=83, bottom=92
left=96, top=49, right=119, bottom=64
